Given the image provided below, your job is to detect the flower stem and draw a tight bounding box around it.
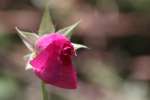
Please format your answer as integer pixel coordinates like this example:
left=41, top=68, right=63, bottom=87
left=41, top=81, right=49, bottom=100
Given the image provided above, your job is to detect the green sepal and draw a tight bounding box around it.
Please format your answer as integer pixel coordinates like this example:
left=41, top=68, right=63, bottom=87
left=58, top=21, right=81, bottom=38
left=24, top=52, right=36, bottom=70
left=38, top=5, right=55, bottom=35
left=16, top=27, right=39, bottom=51
left=72, top=43, right=88, bottom=50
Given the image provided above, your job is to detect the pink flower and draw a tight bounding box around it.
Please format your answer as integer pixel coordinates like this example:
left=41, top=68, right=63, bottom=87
left=30, top=33, right=77, bottom=89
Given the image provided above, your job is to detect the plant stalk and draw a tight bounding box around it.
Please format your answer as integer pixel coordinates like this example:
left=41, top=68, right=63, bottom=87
left=41, top=81, right=48, bottom=100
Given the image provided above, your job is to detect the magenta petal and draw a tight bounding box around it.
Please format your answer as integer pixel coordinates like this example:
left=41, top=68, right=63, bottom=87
left=36, top=33, right=67, bottom=51
left=30, top=34, right=77, bottom=89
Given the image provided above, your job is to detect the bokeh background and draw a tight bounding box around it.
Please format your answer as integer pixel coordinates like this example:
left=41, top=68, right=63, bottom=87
left=0, top=0, right=150, bottom=100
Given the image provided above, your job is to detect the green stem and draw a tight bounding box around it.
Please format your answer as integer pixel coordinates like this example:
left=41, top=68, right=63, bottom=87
left=41, top=81, right=48, bottom=100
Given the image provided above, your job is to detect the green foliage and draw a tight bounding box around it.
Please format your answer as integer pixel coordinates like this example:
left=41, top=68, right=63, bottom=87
left=72, top=43, right=88, bottom=50
left=38, top=5, right=55, bottom=35
left=132, top=0, right=150, bottom=11
left=0, top=35, right=13, bottom=49
left=0, top=77, right=20, bottom=100
left=16, top=27, right=39, bottom=51
left=117, top=0, right=135, bottom=12
left=58, top=21, right=80, bottom=38
left=24, top=52, right=36, bottom=70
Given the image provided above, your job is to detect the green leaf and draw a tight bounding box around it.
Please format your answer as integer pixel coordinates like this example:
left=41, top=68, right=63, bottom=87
left=72, top=43, right=88, bottom=50
left=16, top=27, right=39, bottom=51
left=58, top=21, right=81, bottom=38
left=38, top=5, right=55, bottom=35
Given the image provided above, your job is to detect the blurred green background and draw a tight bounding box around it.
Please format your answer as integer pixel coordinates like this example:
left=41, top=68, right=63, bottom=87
left=0, top=0, right=150, bottom=100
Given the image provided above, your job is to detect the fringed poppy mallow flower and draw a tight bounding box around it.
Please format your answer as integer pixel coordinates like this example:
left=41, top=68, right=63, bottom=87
left=16, top=5, right=87, bottom=90
left=30, top=33, right=77, bottom=89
